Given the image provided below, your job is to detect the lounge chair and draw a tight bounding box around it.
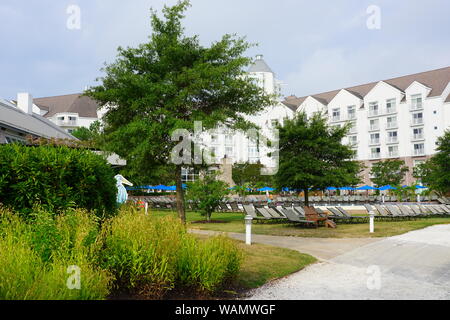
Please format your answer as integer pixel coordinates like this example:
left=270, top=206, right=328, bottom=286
left=327, top=207, right=353, bottom=223
left=336, top=206, right=367, bottom=223
left=279, top=207, right=317, bottom=228
left=385, top=204, right=406, bottom=220
left=243, top=205, right=270, bottom=223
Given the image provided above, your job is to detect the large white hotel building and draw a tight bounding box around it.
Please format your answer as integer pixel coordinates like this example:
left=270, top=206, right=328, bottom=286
left=18, top=55, right=450, bottom=185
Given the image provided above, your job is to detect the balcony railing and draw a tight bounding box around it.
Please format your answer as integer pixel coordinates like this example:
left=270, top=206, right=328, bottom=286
left=369, top=125, right=380, bottom=131
left=386, top=107, right=397, bottom=114
left=332, top=116, right=340, bottom=122
left=368, top=110, right=379, bottom=117
left=371, top=152, right=381, bottom=159
left=386, top=122, right=398, bottom=129
left=412, top=134, right=424, bottom=141
left=410, top=102, right=423, bottom=111
left=387, top=137, right=398, bottom=144
left=388, top=151, right=399, bottom=158
left=413, top=148, right=425, bottom=156
left=57, top=119, right=77, bottom=126
left=411, top=118, right=424, bottom=126
left=369, top=139, right=380, bottom=145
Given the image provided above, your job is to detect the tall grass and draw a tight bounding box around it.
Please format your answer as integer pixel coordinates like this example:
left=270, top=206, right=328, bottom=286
left=0, top=207, right=111, bottom=300
left=0, top=205, right=243, bottom=299
left=101, top=205, right=243, bottom=297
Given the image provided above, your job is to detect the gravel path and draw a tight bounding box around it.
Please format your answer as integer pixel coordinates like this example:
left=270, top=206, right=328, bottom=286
left=247, top=224, right=450, bottom=300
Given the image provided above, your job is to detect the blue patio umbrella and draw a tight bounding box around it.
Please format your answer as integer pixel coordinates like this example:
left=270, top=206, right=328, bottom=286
left=356, top=185, right=378, bottom=191
left=258, top=187, right=275, bottom=192
left=415, top=185, right=428, bottom=189
left=339, top=186, right=355, bottom=191
left=154, top=184, right=168, bottom=190
left=326, top=187, right=337, bottom=191
left=401, top=185, right=409, bottom=188
left=378, top=185, right=397, bottom=191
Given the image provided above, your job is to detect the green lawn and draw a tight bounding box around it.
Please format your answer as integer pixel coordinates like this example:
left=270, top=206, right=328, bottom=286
left=234, top=241, right=316, bottom=290
left=150, top=210, right=450, bottom=238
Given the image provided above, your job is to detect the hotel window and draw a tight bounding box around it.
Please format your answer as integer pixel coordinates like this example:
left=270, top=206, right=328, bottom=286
left=225, top=146, right=234, bottom=157
left=369, top=119, right=379, bottom=131
left=386, top=116, right=397, bottom=129
left=386, top=98, right=396, bottom=113
left=368, top=102, right=379, bottom=116
left=370, top=133, right=380, bottom=145
left=347, top=105, right=356, bottom=120
left=412, top=128, right=424, bottom=140
left=181, top=167, right=198, bottom=183
left=271, top=119, right=279, bottom=127
left=412, top=112, right=423, bottom=125
left=332, top=108, right=340, bottom=121
left=371, top=147, right=381, bottom=159
left=225, top=134, right=233, bottom=145
left=413, top=143, right=425, bottom=156
left=411, top=94, right=423, bottom=110
left=5, top=135, right=25, bottom=144
left=348, top=135, right=357, bottom=146
left=387, top=131, right=398, bottom=143
left=388, top=145, right=399, bottom=157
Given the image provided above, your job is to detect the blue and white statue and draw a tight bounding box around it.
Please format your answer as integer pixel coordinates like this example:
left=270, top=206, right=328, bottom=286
left=114, top=174, right=133, bottom=204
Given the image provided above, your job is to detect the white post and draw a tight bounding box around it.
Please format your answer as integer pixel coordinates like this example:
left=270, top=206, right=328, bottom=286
left=145, top=202, right=149, bottom=215
left=369, top=210, right=375, bottom=233
left=417, top=194, right=421, bottom=203
left=245, top=215, right=253, bottom=245
left=382, top=194, right=385, bottom=203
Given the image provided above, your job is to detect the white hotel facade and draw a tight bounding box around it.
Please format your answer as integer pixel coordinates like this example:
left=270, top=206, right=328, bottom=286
left=27, top=55, right=450, bottom=186
left=283, top=65, right=450, bottom=186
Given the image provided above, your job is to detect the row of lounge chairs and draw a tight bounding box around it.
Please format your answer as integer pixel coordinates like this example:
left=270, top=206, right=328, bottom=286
left=132, top=196, right=450, bottom=212
left=364, top=203, right=450, bottom=220
left=243, top=202, right=450, bottom=227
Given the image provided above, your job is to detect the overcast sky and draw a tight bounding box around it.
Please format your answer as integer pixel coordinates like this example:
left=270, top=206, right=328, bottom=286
left=1, top=0, right=449, bottom=100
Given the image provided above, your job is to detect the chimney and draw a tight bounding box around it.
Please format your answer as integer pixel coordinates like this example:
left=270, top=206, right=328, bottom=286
left=17, top=93, right=34, bottom=115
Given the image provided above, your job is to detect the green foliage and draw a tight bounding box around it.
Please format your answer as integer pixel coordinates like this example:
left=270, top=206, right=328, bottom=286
left=414, top=130, right=450, bottom=195
left=0, top=207, right=111, bottom=300
left=232, top=162, right=273, bottom=189
left=0, top=144, right=117, bottom=218
left=85, top=0, right=273, bottom=222
left=70, top=121, right=102, bottom=145
left=177, top=236, right=242, bottom=292
left=100, top=205, right=242, bottom=297
left=370, top=159, right=409, bottom=187
left=186, top=174, right=230, bottom=221
left=275, top=112, right=362, bottom=205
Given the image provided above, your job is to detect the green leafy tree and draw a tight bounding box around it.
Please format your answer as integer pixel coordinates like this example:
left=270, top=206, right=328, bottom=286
left=414, top=130, right=450, bottom=195
left=275, top=112, right=361, bottom=206
left=232, top=162, right=273, bottom=189
left=85, top=1, right=272, bottom=223
left=186, top=174, right=230, bottom=222
left=370, top=159, right=409, bottom=187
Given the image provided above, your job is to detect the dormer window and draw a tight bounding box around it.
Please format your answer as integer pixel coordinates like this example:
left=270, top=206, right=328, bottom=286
left=411, top=94, right=423, bottom=110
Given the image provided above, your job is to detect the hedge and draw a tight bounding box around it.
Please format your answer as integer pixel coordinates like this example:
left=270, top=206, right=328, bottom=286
left=0, top=144, right=117, bottom=217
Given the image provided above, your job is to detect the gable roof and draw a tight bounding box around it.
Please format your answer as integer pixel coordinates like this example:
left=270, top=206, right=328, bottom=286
left=0, top=99, right=74, bottom=139
left=34, top=93, right=100, bottom=118
left=284, top=66, right=450, bottom=111
left=248, top=56, right=274, bottom=73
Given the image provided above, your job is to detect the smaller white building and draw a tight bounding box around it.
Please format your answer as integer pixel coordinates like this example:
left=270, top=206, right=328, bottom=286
left=33, top=93, right=106, bottom=134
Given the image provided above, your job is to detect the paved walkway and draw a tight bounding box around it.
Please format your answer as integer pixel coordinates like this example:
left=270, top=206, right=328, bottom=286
left=190, top=229, right=380, bottom=260
left=191, top=225, right=450, bottom=299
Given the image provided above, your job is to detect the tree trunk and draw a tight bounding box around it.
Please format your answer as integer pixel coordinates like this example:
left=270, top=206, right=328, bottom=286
left=175, top=165, right=186, bottom=224
left=304, top=189, right=309, bottom=207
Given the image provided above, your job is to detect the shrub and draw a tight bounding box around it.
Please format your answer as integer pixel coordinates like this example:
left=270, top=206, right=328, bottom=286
left=0, top=207, right=112, bottom=300
left=101, top=206, right=242, bottom=297
left=0, top=144, right=117, bottom=218
left=176, top=236, right=243, bottom=292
